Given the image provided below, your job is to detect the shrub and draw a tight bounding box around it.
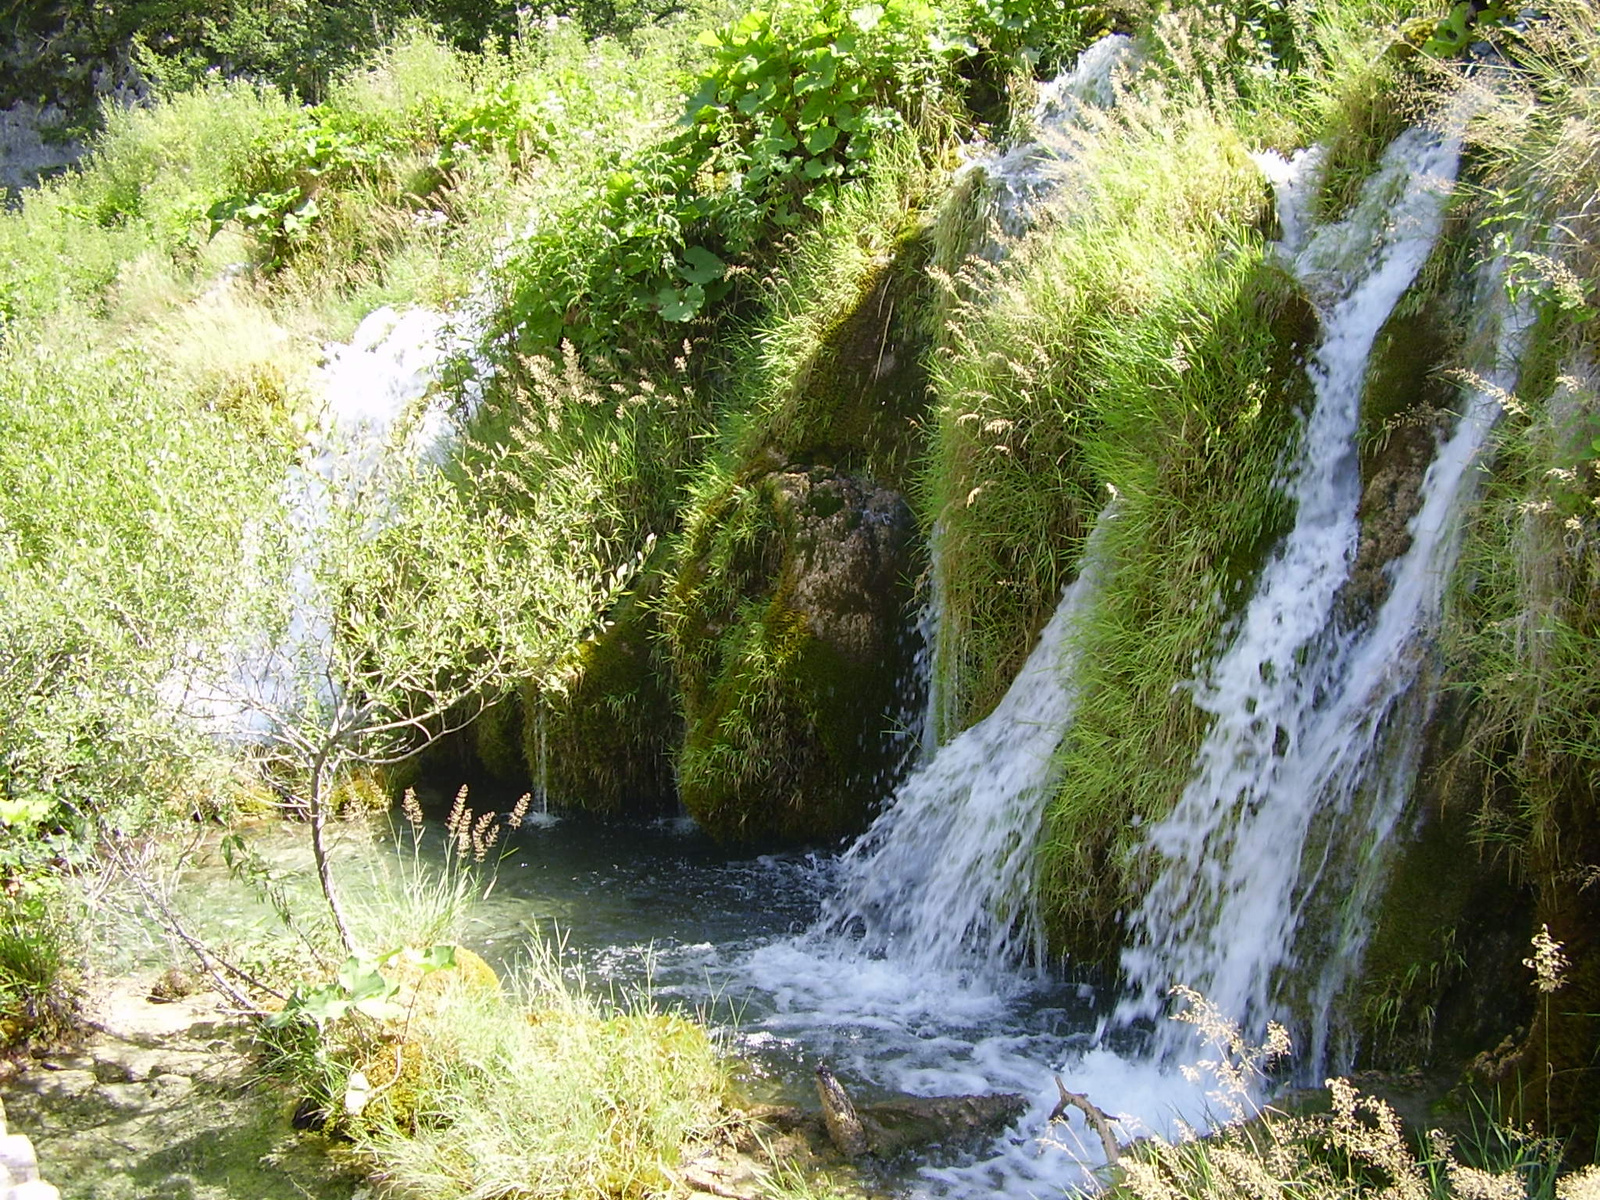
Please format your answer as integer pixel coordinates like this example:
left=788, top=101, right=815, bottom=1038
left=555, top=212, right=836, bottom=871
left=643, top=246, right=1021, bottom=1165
left=0, top=888, right=80, bottom=1047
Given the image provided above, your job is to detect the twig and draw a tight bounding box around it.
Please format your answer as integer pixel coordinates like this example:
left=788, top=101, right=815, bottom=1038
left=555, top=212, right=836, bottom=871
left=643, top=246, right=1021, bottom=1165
left=1050, top=1075, right=1122, bottom=1166
left=103, top=833, right=284, bottom=1010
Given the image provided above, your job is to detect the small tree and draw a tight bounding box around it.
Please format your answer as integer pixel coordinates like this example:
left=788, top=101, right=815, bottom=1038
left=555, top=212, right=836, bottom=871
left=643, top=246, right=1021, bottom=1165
left=175, top=400, right=639, bottom=952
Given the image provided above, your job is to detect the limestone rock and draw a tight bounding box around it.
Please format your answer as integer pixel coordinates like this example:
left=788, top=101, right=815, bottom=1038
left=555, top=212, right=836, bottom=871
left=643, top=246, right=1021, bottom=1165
left=672, top=465, right=920, bottom=842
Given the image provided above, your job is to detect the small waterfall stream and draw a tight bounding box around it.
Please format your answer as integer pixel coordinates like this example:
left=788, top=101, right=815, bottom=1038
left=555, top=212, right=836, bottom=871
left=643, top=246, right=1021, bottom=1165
left=1114, top=123, right=1525, bottom=1081
left=1115, top=127, right=1463, bottom=1052
left=175, top=305, right=482, bottom=733
left=820, top=505, right=1117, bottom=975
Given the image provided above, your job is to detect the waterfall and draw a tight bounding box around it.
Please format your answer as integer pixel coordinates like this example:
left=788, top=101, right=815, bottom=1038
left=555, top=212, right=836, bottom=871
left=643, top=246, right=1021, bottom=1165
left=1115, top=124, right=1520, bottom=1076
left=908, top=34, right=1134, bottom=754
left=970, top=33, right=1137, bottom=242
left=172, top=304, right=482, bottom=734
left=818, top=504, right=1117, bottom=976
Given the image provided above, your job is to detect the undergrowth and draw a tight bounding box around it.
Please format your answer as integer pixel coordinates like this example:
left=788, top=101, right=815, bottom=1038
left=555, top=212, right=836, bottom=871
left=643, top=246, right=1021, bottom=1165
left=259, top=792, right=733, bottom=1200
left=1075, top=985, right=1585, bottom=1200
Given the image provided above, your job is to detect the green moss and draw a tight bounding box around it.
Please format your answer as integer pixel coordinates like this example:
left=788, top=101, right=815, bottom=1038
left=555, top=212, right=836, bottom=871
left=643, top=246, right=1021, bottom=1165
left=746, top=232, right=936, bottom=496
left=668, top=467, right=917, bottom=843
left=471, top=693, right=527, bottom=785
left=1352, top=772, right=1532, bottom=1073
left=525, top=582, right=681, bottom=817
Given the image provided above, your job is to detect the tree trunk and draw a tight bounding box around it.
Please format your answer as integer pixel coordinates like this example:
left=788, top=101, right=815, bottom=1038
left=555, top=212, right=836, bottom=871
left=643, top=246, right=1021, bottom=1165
left=309, top=753, right=355, bottom=954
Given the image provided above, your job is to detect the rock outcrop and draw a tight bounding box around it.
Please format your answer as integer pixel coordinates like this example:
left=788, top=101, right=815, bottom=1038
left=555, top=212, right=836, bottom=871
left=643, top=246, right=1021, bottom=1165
left=670, top=465, right=921, bottom=842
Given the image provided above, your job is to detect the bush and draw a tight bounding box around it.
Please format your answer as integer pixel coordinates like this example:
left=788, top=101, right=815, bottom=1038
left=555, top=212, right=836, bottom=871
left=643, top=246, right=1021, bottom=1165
left=0, top=888, right=79, bottom=1047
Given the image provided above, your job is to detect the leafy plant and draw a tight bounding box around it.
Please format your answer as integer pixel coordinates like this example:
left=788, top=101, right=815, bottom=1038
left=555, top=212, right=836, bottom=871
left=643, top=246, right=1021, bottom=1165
left=269, top=944, right=456, bottom=1031
left=1418, top=0, right=1514, bottom=59
left=0, top=887, right=80, bottom=1047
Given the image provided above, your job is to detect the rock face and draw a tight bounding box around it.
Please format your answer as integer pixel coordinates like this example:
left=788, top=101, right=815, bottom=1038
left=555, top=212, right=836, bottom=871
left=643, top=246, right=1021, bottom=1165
left=669, top=465, right=921, bottom=843
left=754, top=1078, right=1029, bottom=1161
left=0, top=1097, right=59, bottom=1200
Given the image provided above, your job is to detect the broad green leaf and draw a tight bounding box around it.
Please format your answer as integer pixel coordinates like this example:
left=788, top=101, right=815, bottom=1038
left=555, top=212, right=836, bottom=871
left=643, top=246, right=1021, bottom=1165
left=680, top=246, right=726, bottom=285
left=850, top=4, right=884, bottom=31
left=805, top=124, right=839, bottom=154
left=420, top=943, right=458, bottom=973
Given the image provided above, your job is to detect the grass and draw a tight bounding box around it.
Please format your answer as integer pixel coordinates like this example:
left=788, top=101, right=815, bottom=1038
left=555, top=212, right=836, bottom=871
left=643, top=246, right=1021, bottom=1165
left=917, top=68, right=1312, bottom=938
left=351, top=951, right=730, bottom=1200
left=258, top=795, right=736, bottom=1200
left=1075, top=986, right=1583, bottom=1200
left=0, top=887, right=80, bottom=1047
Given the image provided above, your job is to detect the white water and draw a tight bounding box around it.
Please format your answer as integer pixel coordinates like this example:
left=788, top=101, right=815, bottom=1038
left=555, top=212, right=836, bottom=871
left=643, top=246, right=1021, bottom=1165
left=695, top=122, right=1529, bottom=1199
left=174, top=305, right=483, bottom=733
left=1115, top=126, right=1490, bottom=1075
left=968, top=33, right=1137, bottom=241
left=821, top=504, right=1116, bottom=974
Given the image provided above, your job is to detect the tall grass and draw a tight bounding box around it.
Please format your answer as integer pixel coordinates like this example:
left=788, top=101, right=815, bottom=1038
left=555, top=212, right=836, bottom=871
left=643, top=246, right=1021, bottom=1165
left=921, top=74, right=1310, bottom=938
left=264, top=798, right=732, bottom=1200
left=0, top=888, right=80, bottom=1047
left=356, top=952, right=729, bottom=1200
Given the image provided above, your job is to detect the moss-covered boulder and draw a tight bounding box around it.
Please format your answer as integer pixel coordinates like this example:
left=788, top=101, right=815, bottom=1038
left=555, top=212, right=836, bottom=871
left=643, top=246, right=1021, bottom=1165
left=669, top=465, right=918, bottom=843
left=521, top=584, right=681, bottom=817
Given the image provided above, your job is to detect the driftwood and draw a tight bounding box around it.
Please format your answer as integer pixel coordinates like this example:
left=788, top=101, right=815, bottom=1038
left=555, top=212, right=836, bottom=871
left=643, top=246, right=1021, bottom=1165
left=1049, top=1075, right=1122, bottom=1165
left=808, top=1063, right=1028, bottom=1159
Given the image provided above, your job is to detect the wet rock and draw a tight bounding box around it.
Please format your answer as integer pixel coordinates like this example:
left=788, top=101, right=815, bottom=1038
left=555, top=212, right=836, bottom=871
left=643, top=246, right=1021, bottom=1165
left=747, top=1080, right=1028, bottom=1162
left=24, top=1072, right=97, bottom=1105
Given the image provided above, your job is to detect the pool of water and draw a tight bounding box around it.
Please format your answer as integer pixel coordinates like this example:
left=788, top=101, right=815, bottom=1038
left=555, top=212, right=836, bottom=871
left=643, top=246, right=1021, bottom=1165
left=168, top=803, right=1201, bottom=1197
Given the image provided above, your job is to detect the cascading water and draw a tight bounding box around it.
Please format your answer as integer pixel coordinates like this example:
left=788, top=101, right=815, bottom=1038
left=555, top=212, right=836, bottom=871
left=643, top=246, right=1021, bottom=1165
left=1115, top=122, right=1523, bottom=1079
left=820, top=504, right=1117, bottom=975
left=715, top=119, right=1527, bottom=1194
left=910, top=32, right=1135, bottom=755
left=174, top=304, right=483, bottom=733
left=969, top=33, right=1137, bottom=242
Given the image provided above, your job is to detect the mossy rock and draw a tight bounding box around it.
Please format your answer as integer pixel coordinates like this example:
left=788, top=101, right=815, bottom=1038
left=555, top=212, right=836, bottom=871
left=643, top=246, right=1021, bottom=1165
left=754, top=235, right=934, bottom=496
left=1351, top=766, right=1534, bottom=1074
left=670, top=466, right=918, bottom=843
left=471, top=692, right=528, bottom=785
left=521, top=582, right=681, bottom=817
left=328, top=768, right=388, bottom=815
left=345, top=946, right=501, bottom=1135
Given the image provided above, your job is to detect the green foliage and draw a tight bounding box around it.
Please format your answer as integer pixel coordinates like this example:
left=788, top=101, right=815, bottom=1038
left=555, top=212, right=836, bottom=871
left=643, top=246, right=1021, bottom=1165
left=1447, top=361, right=1600, bottom=864
left=496, top=0, right=977, bottom=358
left=675, top=0, right=945, bottom=235
left=269, top=945, right=456, bottom=1030
left=0, top=0, right=564, bottom=118
left=1417, top=0, right=1514, bottom=59
left=0, top=887, right=79, bottom=1047
left=0, top=316, right=278, bottom=840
